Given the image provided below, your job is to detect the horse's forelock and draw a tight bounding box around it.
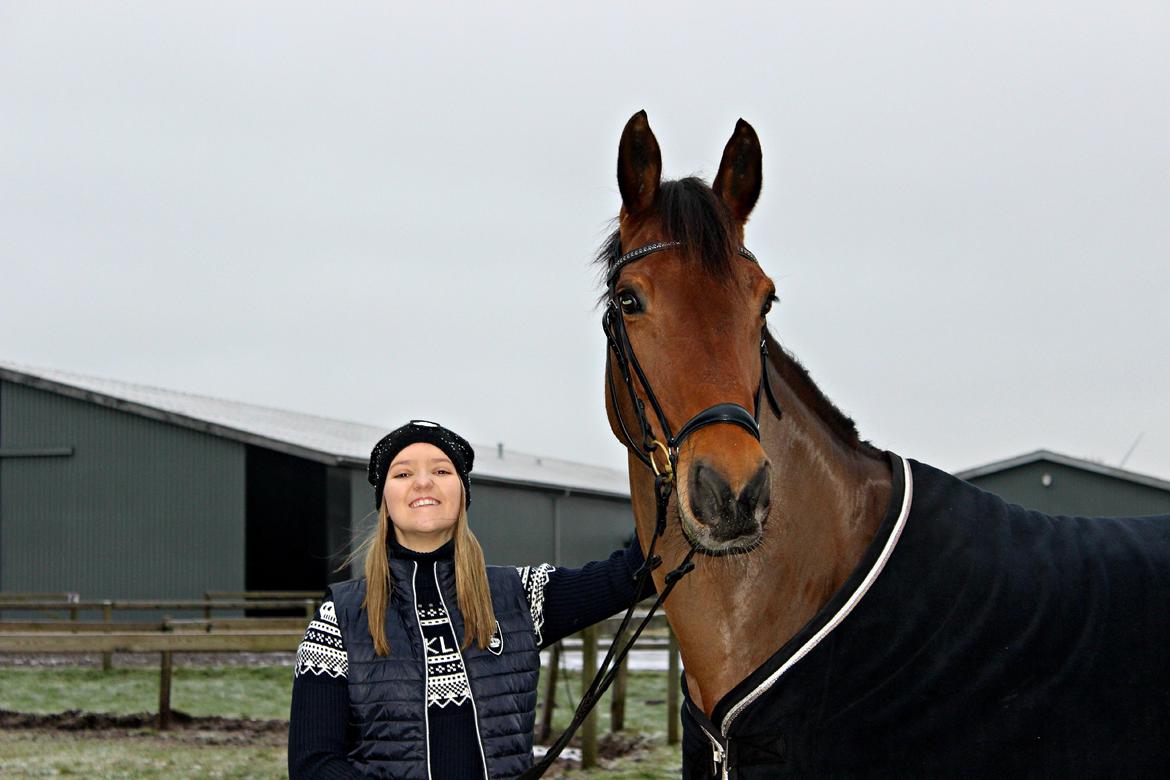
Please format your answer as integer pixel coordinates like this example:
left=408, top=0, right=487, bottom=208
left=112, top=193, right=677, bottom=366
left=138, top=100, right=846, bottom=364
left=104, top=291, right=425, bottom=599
left=595, top=177, right=738, bottom=290
left=656, top=178, right=737, bottom=278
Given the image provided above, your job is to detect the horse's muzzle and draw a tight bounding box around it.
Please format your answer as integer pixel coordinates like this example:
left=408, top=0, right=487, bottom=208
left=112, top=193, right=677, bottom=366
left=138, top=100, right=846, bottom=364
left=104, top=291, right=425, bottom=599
left=687, top=459, right=772, bottom=545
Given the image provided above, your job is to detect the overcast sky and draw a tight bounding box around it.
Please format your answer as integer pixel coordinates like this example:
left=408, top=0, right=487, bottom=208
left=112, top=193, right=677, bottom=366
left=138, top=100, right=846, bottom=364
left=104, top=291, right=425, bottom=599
left=3, top=2, right=1167, bottom=481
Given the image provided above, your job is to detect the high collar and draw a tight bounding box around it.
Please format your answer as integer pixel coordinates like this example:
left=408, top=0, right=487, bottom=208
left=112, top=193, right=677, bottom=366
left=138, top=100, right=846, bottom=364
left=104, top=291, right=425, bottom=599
left=389, top=537, right=455, bottom=563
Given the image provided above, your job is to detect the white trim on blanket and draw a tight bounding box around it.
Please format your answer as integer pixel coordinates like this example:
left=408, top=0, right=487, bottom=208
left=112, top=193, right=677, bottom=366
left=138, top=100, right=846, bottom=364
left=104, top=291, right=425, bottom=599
left=719, top=453, right=915, bottom=735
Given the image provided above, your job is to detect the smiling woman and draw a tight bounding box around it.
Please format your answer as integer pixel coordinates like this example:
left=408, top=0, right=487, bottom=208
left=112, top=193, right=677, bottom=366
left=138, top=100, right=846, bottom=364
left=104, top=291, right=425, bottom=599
left=287, top=420, right=652, bottom=780
left=383, top=443, right=466, bottom=550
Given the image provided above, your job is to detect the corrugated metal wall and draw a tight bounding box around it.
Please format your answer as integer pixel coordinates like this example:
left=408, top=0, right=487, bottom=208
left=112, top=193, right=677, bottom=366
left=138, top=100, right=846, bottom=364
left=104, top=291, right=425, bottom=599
left=473, top=483, right=558, bottom=564
left=551, top=492, right=637, bottom=565
left=0, top=381, right=246, bottom=602
left=965, top=461, right=1170, bottom=517
left=0, top=379, right=634, bottom=603
left=347, top=468, right=377, bottom=582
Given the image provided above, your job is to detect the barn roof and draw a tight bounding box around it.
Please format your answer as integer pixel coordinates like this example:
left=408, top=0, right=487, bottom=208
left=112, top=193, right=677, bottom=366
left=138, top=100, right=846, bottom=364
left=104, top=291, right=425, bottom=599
left=956, top=449, right=1170, bottom=494
left=0, top=361, right=631, bottom=498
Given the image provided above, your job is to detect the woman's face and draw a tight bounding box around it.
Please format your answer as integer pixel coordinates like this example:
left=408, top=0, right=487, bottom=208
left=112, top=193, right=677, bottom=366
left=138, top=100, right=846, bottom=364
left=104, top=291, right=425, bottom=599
left=384, top=442, right=462, bottom=551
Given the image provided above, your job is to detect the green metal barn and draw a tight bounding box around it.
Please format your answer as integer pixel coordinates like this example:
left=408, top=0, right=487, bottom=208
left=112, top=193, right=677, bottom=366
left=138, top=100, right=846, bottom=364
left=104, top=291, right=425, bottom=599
left=8, top=360, right=1165, bottom=610
left=0, top=362, right=634, bottom=606
left=957, top=450, right=1170, bottom=517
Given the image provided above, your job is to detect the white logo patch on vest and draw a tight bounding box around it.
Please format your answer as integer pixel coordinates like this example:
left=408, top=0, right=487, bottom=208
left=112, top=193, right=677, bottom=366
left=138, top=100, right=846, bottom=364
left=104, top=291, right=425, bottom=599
left=488, top=620, right=504, bottom=656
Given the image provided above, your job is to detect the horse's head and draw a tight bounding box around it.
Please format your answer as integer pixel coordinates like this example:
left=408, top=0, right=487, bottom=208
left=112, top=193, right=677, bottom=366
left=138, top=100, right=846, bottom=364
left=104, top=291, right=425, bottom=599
left=603, top=111, right=777, bottom=555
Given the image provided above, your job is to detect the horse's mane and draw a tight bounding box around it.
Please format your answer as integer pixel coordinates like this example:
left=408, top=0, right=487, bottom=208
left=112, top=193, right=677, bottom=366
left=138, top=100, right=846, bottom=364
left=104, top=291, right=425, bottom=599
left=597, top=175, right=879, bottom=456
left=764, top=330, right=881, bottom=456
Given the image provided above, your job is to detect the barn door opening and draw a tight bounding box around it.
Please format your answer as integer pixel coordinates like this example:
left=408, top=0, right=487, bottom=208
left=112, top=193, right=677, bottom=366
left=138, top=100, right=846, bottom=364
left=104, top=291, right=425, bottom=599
left=245, top=446, right=333, bottom=613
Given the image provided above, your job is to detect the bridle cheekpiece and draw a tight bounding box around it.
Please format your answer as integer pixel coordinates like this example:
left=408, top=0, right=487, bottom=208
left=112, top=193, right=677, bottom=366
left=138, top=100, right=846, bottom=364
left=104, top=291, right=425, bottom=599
left=522, top=238, right=782, bottom=779
left=603, top=240, right=782, bottom=481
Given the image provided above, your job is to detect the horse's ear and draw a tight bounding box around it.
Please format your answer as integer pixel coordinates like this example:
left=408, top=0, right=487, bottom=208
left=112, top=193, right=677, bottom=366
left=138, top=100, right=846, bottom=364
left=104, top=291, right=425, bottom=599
left=617, top=110, right=662, bottom=218
left=713, top=119, right=762, bottom=222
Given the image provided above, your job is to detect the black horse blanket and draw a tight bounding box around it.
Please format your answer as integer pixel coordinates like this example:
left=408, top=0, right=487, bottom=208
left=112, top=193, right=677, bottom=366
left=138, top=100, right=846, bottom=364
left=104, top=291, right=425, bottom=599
left=682, top=454, right=1170, bottom=778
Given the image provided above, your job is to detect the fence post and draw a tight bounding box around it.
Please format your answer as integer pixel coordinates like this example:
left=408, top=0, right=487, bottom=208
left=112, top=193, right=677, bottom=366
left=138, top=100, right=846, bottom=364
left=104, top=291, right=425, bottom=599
left=668, top=625, right=680, bottom=745
left=101, top=601, right=113, bottom=671
left=158, top=651, right=173, bottom=730
left=538, top=642, right=561, bottom=743
left=581, top=625, right=598, bottom=769
left=610, top=627, right=630, bottom=732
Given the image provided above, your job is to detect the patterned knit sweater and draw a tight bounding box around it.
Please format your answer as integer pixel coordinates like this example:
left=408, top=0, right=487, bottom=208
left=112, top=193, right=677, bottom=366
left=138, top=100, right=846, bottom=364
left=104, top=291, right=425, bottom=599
left=288, top=539, right=647, bottom=779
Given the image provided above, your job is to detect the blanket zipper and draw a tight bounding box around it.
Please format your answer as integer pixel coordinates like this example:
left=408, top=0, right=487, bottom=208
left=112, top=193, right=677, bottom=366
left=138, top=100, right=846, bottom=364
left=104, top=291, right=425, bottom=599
left=700, top=723, right=730, bottom=779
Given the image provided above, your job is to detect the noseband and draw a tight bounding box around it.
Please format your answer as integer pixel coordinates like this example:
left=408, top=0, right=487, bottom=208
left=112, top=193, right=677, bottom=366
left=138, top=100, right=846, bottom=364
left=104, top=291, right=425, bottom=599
left=603, top=240, right=783, bottom=480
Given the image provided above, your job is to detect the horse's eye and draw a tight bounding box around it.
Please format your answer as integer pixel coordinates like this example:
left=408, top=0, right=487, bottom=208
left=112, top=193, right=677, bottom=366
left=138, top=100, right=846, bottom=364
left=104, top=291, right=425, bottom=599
left=761, top=294, right=778, bottom=317
left=617, top=291, right=643, bottom=315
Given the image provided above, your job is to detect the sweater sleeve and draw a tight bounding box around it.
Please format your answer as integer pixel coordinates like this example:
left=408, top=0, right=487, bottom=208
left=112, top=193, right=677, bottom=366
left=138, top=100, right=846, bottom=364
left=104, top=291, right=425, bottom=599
left=288, top=598, right=362, bottom=780
left=516, top=538, right=654, bottom=649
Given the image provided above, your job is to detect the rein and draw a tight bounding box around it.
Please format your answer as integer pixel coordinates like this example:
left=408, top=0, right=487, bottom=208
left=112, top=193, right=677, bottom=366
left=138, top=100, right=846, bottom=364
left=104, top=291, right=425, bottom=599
left=521, top=240, right=781, bottom=778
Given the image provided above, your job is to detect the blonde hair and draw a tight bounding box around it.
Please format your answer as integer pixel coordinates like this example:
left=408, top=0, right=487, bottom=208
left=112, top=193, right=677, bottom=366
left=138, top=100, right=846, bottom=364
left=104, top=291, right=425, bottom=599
left=349, top=488, right=496, bottom=656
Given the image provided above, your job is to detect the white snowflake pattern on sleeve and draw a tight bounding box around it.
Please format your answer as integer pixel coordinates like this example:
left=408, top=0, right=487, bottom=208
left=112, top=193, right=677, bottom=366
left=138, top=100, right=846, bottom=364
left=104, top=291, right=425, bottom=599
left=294, top=600, right=348, bottom=679
left=515, top=563, right=556, bottom=645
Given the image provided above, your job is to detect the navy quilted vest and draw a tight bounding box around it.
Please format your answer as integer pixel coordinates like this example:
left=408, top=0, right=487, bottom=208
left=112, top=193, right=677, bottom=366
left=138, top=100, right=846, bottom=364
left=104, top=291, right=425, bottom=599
left=330, top=559, right=540, bottom=779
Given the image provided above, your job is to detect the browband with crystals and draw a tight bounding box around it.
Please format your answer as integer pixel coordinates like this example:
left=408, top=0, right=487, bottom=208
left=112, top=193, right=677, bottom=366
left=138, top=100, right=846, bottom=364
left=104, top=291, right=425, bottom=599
left=607, top=241, right=759, bottom=289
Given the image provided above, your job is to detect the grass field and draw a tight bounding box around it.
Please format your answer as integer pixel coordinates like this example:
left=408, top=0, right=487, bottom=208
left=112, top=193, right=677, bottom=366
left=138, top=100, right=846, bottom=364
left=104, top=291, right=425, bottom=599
left=0, top=664, right=682, bottom=779
left=0, top=666, right=293, bottom=720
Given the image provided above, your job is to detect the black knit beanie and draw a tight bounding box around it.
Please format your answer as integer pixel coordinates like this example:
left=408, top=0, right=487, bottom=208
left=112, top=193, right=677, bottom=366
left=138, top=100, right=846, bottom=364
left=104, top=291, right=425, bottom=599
left=368, top=420, right=475, bottom=509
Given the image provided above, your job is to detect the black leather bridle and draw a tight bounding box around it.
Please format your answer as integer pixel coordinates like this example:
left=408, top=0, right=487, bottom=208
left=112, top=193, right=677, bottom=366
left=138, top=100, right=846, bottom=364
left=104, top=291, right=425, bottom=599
left=603, top=239, right=783, bottom=479
left=521, top=239, right=783, bottom=778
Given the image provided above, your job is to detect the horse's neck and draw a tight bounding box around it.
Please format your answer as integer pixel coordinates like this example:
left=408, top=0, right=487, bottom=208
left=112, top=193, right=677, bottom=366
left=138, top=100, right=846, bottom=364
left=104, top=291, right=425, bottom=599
left=638, top=365, right=892, bottom=719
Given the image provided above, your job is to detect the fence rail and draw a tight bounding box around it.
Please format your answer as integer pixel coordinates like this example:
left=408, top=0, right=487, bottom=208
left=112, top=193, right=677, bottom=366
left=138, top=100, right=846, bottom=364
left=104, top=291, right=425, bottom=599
left=0, top=591, right=320, bottom=671
left=204, top=590, right=321, bottom=600
left=0, top=595, right=681, bottom=765
left=0, top=631, right=300, bottom=653
left=0, top=592, right=80, bottom=602
left=0, top=599, right=318, bottom=612
left=0, top=627, right=302, bottom=729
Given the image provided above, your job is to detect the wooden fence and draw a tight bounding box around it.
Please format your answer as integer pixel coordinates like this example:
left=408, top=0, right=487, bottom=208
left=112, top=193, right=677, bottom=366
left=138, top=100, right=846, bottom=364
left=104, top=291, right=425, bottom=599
left=0, top=592, right=681, bottom=767
left=537, top=614, right=681, bottom=768
left=0, top=592, right=320, bottom=667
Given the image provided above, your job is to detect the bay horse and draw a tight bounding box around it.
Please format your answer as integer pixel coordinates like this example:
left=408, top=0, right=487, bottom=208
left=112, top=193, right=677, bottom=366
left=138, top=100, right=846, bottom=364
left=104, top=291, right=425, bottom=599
left=600, top=111, right=1170, bottom=778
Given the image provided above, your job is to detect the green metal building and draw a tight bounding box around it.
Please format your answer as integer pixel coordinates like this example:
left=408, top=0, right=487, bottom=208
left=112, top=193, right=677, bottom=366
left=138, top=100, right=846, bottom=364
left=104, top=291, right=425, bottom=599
left=956, top=450, right=1170, bottom=518
left=12, top=360, right=1162, bottom=611
left=0, top=362, right=634, bottom=605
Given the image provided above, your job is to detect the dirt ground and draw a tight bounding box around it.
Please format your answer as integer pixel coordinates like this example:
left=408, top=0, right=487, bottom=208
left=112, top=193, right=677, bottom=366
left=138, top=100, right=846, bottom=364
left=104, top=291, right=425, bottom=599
left=0, top=654, right=670, bottom=775
left=0, top=709, right=657, bottom=775
left=0, top=708, right=289, bottom=747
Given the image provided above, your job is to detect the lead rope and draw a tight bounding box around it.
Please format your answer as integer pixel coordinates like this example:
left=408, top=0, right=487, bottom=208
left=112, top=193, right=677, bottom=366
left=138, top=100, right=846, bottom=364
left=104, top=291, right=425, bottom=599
left=521, top=468, right=695, bottom=779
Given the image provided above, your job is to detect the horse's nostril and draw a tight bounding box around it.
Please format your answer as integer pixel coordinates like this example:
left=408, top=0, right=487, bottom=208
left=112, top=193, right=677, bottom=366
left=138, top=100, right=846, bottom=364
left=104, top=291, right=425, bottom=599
left=688, top=460, right=771, bottom=537
left=739, top=462, right=772, bottom=518
left=688, top=462, right=734, bottom=528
